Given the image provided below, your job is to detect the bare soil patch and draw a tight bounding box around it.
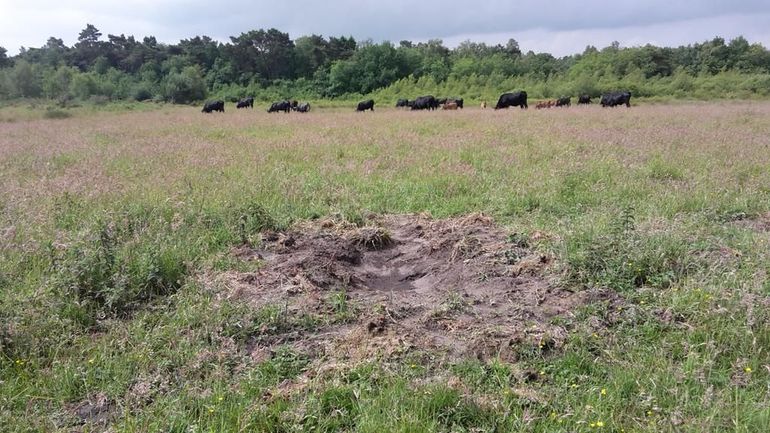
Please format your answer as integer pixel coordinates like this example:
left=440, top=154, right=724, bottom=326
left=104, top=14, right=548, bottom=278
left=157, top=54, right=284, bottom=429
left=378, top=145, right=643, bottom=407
left=219, top=213, right=607, bottom=363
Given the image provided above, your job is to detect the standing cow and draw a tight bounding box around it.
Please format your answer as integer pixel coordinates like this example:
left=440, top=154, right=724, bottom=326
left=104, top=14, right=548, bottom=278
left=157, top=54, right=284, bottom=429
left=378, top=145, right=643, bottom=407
left=494, top=92, right=528, bottom=110
left=357, top=99, right=375, bottom=111
left=236, top=97, right=254, bottom=109
left=411, top=95, right=439, bottom=110
left=555, top=97, right=571, bottom=107
left=295, top=102, right=311, bottom=113
left=578, top=95, right=592, bottom=104
left=202, top=100, right=225, bottom=113
left=268, top=100, right=292, bottom=113
left=600, top=91, right=632, bottom=108
left=396, top=99, right=410, bottom=108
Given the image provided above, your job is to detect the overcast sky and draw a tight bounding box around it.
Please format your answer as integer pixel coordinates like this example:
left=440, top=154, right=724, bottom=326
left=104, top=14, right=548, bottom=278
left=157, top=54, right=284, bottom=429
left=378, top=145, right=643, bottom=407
left=2, top=1, right=769, bottom=56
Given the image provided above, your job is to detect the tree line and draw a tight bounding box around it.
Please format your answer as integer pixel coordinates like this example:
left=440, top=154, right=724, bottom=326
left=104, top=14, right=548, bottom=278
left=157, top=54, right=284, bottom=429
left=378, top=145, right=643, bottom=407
left=1, top=24, right=769, bottom=104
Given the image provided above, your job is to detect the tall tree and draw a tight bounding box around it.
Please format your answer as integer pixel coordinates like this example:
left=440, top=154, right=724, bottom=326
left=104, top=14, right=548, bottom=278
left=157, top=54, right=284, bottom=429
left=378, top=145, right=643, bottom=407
left=0, top=46, right=11, bottom=68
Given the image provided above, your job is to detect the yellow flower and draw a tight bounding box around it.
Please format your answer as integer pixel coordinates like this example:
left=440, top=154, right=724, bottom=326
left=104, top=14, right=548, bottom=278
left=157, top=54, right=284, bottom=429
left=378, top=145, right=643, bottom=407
left=597, top=421, right=605, bottom=427
left=208, top=408, right=214, bottom=413
left=647, top=410, right=653, bottom=416
left=601, top=388, right=607, bottom=395
left=550, top=411, right=557, bottom=418
left=88, top=358, right=95, bottom=364
left=410, top=364, right=417, bottom=368
left=217, top=396, right=224, bottom=402
left=571, top=384, right=578, bottom=388
left=745, top=367, right=752, bottom=373
left=590, top=422, right=596, bottom=428
left=539, top=370, right=545, bottom=376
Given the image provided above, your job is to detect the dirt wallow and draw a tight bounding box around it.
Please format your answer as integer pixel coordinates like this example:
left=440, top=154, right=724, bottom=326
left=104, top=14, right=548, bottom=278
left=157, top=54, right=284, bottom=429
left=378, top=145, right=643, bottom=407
left=218, top=213, right=609, bottom=365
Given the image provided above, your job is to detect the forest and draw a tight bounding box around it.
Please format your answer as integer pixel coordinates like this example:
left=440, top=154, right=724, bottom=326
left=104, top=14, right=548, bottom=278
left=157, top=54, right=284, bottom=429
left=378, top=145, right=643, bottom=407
left=1, top=24, right=769, bottom=104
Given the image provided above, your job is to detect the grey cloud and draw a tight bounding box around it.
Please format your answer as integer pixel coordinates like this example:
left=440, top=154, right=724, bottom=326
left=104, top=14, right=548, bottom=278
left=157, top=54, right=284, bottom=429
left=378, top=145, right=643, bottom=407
left=1, top=0, right=770, bottom=55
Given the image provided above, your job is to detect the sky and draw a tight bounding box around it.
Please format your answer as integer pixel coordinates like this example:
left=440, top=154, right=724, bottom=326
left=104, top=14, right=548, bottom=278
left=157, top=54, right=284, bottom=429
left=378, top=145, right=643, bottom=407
left=1, top=0, right=769, bottom=56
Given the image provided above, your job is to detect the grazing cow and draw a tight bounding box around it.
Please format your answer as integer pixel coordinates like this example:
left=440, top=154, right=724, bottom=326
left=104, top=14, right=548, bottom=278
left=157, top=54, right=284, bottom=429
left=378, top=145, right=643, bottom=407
left=357, top=99, right=375, bottom=111
left=481, top=101, right=487, bottom=109
left=411, top=95, right=439, bottom=110
left=267, top=100, right=292, bottom=113
left=600, top=91, right=632, bottom=108
left=578, top=94, right=592, bottom=104
left=494, top=91, right=528, bottom=109
left=291, top=100, right=298, bottom=109
left=202, top=100, right=225, bottom=113
left=443, top=102, right=458, bottom=110
left=535, top=101, right=548, bottom=109
left=555, top=97, right=571, bottom=107
left=236, top=97, right=254, bottom=109
left=295, top=102, right=311, bottom=113
left=396, top=98, right=410, bottom=108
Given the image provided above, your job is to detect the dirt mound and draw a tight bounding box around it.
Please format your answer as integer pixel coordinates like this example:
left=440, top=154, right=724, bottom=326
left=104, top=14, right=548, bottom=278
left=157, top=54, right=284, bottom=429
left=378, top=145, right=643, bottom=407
left=220, top=213, right=593, bottom=363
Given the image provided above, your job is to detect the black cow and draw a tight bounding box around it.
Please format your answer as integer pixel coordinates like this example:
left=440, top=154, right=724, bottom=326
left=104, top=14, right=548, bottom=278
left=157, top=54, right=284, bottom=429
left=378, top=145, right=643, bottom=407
left=452, top=98, right=464, bottom=109
left=411, top=95, right=439, bottom=110
left=236, top=97, right=254, bottom=109
left=494, top=91, right=528, bottom=110
left=396, top=98, right=410, bottom=108
left=357, top=99, right=375, bottom=111
left=555, top=97, right=571, bottom=107
left=202, top=100, right=225, bottom=113
left=578, top=94, right=592, bottom=104
left=268, top=100, right=292, bottom=113
left=600, top=91, right=631, bottom=108
left=295, top=102, right=311, bottom=113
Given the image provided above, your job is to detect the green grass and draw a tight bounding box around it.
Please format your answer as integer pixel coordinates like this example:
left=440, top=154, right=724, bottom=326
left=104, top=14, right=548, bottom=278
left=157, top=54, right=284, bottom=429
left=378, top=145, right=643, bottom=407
left=1, top=102, right=770, bottom=432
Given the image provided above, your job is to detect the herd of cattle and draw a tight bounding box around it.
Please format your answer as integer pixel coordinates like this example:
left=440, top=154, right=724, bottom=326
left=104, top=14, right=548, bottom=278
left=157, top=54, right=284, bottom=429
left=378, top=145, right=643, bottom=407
left=201, top=90, right=632, bottom=113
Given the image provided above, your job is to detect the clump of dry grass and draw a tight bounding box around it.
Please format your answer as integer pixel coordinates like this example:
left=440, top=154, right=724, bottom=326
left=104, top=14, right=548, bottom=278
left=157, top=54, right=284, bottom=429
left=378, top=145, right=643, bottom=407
left=348, top=226, right=393, bottom=250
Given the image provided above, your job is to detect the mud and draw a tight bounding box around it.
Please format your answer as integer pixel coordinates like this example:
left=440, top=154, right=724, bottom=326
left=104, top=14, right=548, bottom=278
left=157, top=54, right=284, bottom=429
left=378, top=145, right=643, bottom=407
left=219, top=213, right=604, bottom=363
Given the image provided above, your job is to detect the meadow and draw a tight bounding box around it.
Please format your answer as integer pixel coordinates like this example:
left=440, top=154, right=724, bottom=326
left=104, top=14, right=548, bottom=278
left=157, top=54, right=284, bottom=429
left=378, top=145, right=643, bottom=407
left=1, top=101, right=769, bottom=432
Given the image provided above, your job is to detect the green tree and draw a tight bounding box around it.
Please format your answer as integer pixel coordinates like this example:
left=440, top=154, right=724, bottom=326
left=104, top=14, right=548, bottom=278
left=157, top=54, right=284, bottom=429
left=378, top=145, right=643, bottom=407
left=0, top=46, right=10, bottom=68
left=162, top=65, right=206, bottom=103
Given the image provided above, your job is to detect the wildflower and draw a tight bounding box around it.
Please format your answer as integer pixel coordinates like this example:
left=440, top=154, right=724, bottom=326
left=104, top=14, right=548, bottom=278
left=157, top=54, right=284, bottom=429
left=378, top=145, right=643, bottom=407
left=571, top=384, right=578, bottom=388
left=409, top=364, right=417, bottom=369
left=601, top=388, right=607, bottom=395
left=640, top=300, right=646, bottom=305
left=539, top=370, right=546, bottom=376
left=590, top=422, right=596, bottom=428
left=208, top=408, right=214, bottom=413
left=217, top=396, right=224, bottom=402
left=646, top=410, right=653, bottom=416
left=745, top=367, right=752, bottom=373
left=15, top=359, right=24, bottom=365
left=88, top=358, right=95, bottom=364
left=597, top=421, right=605, bottom=427
left=550, top=411, right=557, bottom=419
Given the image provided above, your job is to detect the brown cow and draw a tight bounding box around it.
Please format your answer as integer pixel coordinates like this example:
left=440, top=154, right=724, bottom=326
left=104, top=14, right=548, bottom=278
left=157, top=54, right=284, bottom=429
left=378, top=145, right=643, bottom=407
left=535, top=101, right=548, bottom=109
left=443, top=102, right=458, bottom=110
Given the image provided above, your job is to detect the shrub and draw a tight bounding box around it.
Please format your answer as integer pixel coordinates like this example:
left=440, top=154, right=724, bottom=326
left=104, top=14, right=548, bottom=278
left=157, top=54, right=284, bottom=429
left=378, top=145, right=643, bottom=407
left=565, top=207, right=698, bottom=290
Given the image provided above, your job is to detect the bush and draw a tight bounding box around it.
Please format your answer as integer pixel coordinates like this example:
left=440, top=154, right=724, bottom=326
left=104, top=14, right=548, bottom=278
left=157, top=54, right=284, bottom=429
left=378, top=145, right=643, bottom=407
left=161, top=65, right=207, bottom=103
left=565, top=208, right=698, bottom=290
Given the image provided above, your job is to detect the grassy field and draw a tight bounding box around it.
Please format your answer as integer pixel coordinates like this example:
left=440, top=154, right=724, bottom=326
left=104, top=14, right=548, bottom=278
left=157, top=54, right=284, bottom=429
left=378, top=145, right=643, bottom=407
left=1, top=102, right=769, bottom=432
